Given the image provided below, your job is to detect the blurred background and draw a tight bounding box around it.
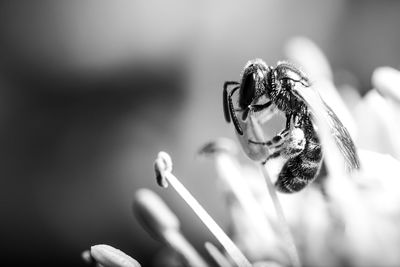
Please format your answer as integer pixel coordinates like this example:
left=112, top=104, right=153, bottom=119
left=0, top=0, right=399, bottom=266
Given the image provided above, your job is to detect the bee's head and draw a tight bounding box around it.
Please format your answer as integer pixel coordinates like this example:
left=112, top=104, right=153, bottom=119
left=239, top=59, right=272, bottom=109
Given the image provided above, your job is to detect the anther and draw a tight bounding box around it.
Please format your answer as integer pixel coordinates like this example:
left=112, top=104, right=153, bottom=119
left=154, top=151, right=173, bottom=188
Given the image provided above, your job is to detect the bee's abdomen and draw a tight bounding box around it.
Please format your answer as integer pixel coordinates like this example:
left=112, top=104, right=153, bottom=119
left=275, top=140, right=323, bottom=193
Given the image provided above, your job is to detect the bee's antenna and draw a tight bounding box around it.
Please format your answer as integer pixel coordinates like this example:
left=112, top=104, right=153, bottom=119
left=223, top=84, right=231, bottom=123
left=223, top=81, right=243, bottom=135
left=223, top=81, right=239, bottom=123
left=228, top=87, right=243, bottom=135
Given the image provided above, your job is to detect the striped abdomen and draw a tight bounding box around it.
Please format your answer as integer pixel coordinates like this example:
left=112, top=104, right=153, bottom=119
left=275, top=127, right=323, bottom=193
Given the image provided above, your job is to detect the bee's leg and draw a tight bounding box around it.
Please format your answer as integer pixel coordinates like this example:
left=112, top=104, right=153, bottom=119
left=260, top=127, right=305, bottom=162
left=248, top=129, right=289, bottom=149
left=255, top=123, right=306, bottom=163
left=263, top=128, right=306, bottom=163
left=263, top=151, right=282, bottom=163
left=248, top=110, right=295, bottom=153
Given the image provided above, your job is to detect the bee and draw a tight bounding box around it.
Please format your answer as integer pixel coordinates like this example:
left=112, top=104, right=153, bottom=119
left=223, top=59, right=360, bottom=193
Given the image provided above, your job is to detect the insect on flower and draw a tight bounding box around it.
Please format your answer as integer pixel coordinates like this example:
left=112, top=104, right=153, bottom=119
left=223, top=59, right=360, bottom=193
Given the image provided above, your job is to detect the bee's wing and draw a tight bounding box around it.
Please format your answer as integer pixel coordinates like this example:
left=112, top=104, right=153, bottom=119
left=293, top=85, right=360, bottom=171
left=322, top=102, right=360, bottom=170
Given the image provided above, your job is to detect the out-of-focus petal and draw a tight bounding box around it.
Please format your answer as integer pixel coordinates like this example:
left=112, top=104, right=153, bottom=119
left=285, top=36, right=333, bottom=81
left=372, top=67, right=400, bottom=104
left=285, top=36, right=357, bottom=139
left=354, top=90, right=400, bottom=159
left=133, top=189, right=208, bottom=267
left=90, top=245, right=141, bottom=267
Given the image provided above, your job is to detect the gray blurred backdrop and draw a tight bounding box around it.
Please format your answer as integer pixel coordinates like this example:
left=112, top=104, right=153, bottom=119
left=0, top=1, right=399, bottom=266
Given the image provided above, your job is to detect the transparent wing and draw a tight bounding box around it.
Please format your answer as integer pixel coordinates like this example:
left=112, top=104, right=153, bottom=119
left=294, top=85, right=360, bottom=171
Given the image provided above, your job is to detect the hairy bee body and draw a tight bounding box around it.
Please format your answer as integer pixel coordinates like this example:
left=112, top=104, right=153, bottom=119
left=223, top=59, right=359, bottom=193
left=267, top=62, right=323, bottom=192
left=267, top=63, right=309, bottom=116
left=274, top=116, right=323, bottom=193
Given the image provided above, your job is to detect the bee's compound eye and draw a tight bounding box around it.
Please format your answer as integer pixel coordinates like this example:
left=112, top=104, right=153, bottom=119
left=239, top=73, right=256, bottom=108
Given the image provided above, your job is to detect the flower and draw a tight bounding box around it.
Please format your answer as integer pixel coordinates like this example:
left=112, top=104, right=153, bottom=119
left=83, top=37, right=400, bottom=267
